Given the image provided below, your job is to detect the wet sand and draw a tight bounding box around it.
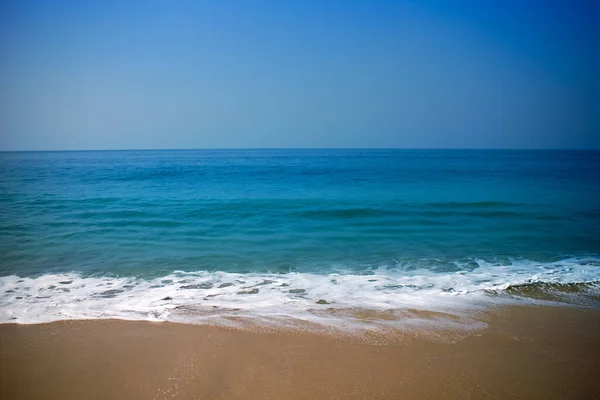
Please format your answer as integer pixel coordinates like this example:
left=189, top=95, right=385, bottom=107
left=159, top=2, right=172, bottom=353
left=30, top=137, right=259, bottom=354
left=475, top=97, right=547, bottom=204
left=1, top=305, right=599, bottom=400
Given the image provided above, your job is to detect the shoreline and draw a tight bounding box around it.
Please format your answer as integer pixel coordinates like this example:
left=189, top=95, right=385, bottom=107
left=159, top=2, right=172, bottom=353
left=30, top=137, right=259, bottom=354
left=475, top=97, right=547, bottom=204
left=2, top=304, right=599, bottom=399
left=3, top=263, right=599, bottom=327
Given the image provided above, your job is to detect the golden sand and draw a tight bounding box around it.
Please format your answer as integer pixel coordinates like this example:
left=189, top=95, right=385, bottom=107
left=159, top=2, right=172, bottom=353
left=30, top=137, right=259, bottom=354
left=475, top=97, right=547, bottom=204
left=1, top=305, right=599, bottom=399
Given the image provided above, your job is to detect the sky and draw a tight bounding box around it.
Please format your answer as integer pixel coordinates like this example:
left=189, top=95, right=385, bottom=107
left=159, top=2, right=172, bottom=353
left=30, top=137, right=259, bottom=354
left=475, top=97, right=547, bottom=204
left=0, top=0, right=598, bottom=150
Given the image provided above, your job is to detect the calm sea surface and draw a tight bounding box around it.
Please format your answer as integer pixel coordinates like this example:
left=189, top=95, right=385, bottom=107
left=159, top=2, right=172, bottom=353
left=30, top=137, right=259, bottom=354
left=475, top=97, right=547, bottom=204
left=1, top=149, right=599, bottom=325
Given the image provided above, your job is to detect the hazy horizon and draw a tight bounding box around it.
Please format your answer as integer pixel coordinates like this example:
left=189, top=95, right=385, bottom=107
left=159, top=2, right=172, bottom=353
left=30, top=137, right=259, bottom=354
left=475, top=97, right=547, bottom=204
left=1, top=1, right=598, bottom=151
left=3, top=147, right=600, bottom=153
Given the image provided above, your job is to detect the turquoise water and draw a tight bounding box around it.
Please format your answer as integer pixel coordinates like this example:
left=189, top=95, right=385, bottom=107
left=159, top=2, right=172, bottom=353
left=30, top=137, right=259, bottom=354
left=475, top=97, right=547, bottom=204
left=1, top=149, right=599, bottom=325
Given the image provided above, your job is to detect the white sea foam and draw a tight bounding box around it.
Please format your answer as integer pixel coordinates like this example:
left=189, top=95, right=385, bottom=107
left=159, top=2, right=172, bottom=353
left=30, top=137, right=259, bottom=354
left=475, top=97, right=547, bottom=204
left=1, top=258, right=599, bottom=331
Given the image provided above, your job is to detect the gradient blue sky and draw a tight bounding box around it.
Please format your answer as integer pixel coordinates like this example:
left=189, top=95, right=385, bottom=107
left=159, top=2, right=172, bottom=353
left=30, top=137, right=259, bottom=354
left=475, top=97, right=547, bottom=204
left=0, top=0, right=598, bottom=150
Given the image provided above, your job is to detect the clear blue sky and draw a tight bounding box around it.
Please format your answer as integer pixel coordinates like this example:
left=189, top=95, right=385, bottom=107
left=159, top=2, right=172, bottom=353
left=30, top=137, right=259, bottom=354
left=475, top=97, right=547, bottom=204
left=0, top=0, right=598, bottom=150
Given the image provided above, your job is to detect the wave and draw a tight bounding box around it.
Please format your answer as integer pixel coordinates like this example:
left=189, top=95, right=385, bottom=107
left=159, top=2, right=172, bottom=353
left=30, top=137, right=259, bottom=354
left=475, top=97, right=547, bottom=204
left=425, top=201, right=520, bottom=209
left=503, top=281, right=600, bottom=306
left=296, top=208, right=401, bottom=219
left=1, top=258, right=599, bottom=330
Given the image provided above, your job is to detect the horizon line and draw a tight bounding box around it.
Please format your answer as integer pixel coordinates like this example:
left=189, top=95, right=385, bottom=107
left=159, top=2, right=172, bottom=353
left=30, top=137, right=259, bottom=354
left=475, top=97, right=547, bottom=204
left=1, top=147, right=599, bottom=153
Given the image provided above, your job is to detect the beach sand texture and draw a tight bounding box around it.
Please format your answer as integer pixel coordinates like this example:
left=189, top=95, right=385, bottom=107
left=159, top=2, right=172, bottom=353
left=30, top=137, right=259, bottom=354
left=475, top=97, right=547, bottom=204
left=1, top=305, right=599, bottom=400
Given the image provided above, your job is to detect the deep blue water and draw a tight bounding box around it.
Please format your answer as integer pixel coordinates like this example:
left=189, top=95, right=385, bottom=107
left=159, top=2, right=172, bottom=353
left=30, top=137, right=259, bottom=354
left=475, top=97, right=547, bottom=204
left=2, top=149, right=599, bottom=276
left=1, top=149, right=599, bottom=324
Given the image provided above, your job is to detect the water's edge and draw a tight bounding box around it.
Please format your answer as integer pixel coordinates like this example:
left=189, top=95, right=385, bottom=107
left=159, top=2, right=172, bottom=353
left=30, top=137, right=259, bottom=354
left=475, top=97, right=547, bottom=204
left=2, top=257, right=598, bottom=332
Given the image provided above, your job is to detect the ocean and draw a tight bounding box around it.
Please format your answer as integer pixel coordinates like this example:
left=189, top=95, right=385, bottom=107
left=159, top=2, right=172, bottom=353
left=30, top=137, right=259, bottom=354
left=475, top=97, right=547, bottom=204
left=1, top=149, right=599, bottom=328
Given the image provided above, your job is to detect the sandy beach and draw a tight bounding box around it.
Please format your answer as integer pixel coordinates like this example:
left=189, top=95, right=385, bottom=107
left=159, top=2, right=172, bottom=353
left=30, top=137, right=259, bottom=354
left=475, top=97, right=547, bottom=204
left=1, top=305, right=599, bottom=400
left=2, top=0, right=598, bottom=398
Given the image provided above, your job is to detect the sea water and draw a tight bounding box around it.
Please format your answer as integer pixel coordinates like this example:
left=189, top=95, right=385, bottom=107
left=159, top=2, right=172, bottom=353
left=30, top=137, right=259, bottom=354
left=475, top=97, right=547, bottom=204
left=1, top=149, right=599, bottom=327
